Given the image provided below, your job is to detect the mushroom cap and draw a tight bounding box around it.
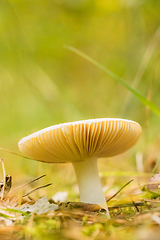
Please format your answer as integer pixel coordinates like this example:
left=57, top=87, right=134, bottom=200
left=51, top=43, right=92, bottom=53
left=18, top=118, right=142, bottom=163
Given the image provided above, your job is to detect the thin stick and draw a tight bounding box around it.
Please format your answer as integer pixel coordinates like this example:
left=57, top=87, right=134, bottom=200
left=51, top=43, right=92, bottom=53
left=130, top=197, right=140, bottom=212
left=9, top=174, right=46, bottom=193
left=107, top=179, right=133, bottom=202
left=0, top=159, right=6, bottom=200
left=23, top=183, right=52, bottom=197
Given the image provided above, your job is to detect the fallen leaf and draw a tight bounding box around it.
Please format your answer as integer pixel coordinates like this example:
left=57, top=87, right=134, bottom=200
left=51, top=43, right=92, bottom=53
left=19, top=196, right=58, bottom=214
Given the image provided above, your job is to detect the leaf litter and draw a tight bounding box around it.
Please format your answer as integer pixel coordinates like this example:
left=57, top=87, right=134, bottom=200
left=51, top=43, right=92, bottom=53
left=1, top=158, right=160, bottom=239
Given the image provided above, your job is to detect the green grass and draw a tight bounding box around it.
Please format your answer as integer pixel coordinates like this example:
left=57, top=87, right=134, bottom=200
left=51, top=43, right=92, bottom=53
left=65, top=45, right=160, bottom=118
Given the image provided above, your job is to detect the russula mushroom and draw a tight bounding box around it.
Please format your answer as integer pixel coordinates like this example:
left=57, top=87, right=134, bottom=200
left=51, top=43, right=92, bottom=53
left=18, top=118, right=142, bottom=219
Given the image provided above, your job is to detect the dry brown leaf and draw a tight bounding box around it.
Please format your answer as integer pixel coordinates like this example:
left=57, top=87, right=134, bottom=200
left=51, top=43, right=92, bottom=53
left=58, top=202, right=103, bottom=212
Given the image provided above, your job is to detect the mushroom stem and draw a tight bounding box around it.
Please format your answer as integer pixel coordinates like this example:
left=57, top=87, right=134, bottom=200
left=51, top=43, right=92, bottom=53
left=72, top=157, right=110, bottom=219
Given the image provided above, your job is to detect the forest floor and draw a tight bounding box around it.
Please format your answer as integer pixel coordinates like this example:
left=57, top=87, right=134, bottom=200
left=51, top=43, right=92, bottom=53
left=1, top=172, right=160, bottom=240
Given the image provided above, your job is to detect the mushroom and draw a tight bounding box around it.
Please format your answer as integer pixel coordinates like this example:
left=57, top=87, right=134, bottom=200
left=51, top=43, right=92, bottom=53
left=18, top=118, right=142, bottom=219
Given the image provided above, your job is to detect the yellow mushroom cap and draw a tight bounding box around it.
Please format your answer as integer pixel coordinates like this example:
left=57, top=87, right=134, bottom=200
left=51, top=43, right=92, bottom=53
left=18, top=118, right=142, bottom=163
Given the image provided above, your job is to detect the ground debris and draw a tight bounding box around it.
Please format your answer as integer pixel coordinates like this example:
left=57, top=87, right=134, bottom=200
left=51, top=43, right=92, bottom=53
left=58, top=202, right=103, bottom=212
left=19, top=196, right=58, bottom=214
left=0, top=175, right=12, bottom=199
left=0, top=194, right=160, bottom=240
left=1, top=173, right=160, bottom=240
left=146, top=173, right=160, bottom=192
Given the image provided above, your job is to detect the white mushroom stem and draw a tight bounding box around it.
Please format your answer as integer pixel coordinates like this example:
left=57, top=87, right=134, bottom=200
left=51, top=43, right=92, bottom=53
left=72, top=157, right=110, bottom=219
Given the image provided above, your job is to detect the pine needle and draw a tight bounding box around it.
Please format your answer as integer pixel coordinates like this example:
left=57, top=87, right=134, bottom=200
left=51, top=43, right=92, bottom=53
left=107, top=179, right=133, bottom=202
left=23, top=183, right=52, bottom=197
left=9, top=175, right=46, bottom=194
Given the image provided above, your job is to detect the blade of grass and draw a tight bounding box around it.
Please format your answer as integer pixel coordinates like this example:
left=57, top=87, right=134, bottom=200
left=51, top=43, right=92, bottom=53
left=0, top=147, right=32, bottom=160
left=65, top=45, right=160, bottom=117
left=22, top=58, right=60, bottom=103
left=2, top=208, right=30, bottom=216
left=122, top=24, right=160, bottom=114
left=107, top=179, right=133, bottom=202
left=0, top=147, right=66, bottom=163
left=152, top=154, right=160, bottom=174
left=0, top=213, right=13, bottom=219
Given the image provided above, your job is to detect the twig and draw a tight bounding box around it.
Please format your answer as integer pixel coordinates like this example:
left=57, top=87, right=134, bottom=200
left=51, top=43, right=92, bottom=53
left=23, top=183, right=52, bottom=197
left=108, top=201, right=144, bottom=209
left=9, top=174, right=46, bottom=193
left=143, top=198, right=160, bottom=203
left=0, top=159, right=6, bottom=200
left=130, top=197, right=140, bottom=212
left=107, top=179, right=133, bottom=202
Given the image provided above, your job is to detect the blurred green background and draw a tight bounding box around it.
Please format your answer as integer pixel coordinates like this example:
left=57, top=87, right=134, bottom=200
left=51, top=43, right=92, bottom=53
left=0, top=0, right=160, bottom=199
